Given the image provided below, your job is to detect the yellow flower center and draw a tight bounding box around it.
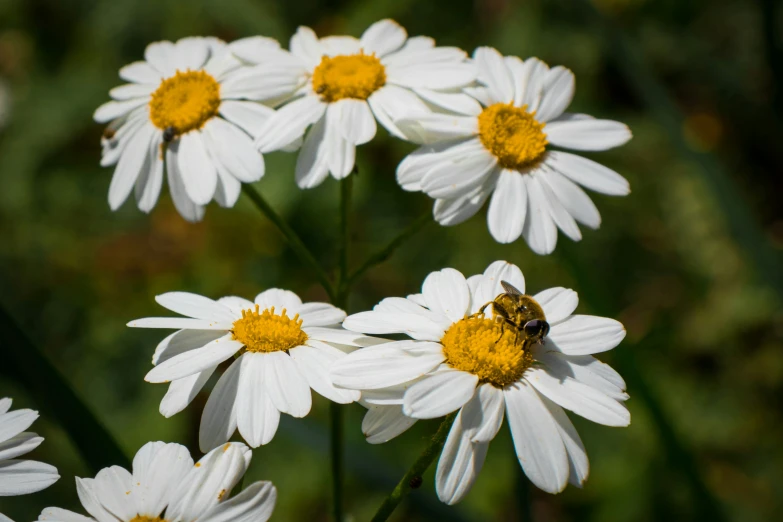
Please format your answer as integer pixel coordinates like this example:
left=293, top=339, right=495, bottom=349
left=311, top=52, right=386, bottom=102
left=129, top=517, right=165, bottom=522
left=231, top=305, right=308, bottom=353
left=441, top=316, right=534, bottom=388
left=478, top=102, right=548, bottom=170
left=149, top=70, right=221, bottom=135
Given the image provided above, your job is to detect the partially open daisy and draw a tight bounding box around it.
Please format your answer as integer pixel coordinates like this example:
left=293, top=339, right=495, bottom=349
left=247, top=19, right=476, bottom=188
left=0, top=397, right=59, bottom=521
left=331, top=261, right=630, bottom=504
left=129, top=289, right=374, bottom=451
left=95, top=36, right=305, bottom=221
left=36, top=441, right=276, bottom=522
left=396, top=47, right=632, bottom=255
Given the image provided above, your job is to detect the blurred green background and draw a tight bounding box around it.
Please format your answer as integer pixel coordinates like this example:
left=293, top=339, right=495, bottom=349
left=1, top=0, right=782, bottom=520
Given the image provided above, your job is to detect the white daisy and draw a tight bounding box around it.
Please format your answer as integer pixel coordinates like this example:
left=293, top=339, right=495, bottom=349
left=331, top=261, right=630, bottom=504
left=36, top=441, right=276, bottom=522
left=0, top=397, right=59, bottom=522
left=247, top=19, right=477, bottom=189
left=94, top=36, right=304, bottom=222
left=396, top=47, right=632, bottom=255
left=129, top=289, right=375, bottom=452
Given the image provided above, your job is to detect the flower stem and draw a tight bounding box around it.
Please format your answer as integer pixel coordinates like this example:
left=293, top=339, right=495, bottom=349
left=242, top=184, right=336, bottom=302
left=337, top=175, right=353, bottom=300
left=347, top=211, right=432, bottom=288
left=370, top=413, right=457, bottom=522
left=330, top=402, right=345, bottom=522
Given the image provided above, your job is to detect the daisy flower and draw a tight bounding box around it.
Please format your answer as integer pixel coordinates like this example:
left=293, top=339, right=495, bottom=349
left=129, top=289, right=375, bottom=452
left=331, top=261, right=630, bottom=504
left=247, top=19, right=477, bottom=189
left=0, top=397, right=59, bottom=521
left=396, top=47, right=632, bottom=255
left=94, top=36, right=305, bottom=222
left=36, top=441, right=276, bottom=522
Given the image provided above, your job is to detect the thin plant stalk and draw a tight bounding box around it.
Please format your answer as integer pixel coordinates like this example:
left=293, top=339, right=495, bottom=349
left=370, top=413, right=457, bottom=522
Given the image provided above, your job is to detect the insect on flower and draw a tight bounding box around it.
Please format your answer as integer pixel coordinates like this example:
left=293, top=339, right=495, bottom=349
left=474, top=280, right=550, bottom=345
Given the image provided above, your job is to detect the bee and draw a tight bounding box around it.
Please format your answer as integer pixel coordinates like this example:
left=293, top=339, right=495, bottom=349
left=162, top=126, right=177, bottom=143
left=475, top=280, right=550, bottom=344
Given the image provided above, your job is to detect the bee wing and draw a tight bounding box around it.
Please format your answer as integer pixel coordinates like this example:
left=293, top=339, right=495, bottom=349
left=501, top=280, right=523, bottom=296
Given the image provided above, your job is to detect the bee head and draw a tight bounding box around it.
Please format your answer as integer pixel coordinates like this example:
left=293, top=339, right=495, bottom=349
left=523, top=319, right=550, bottom=341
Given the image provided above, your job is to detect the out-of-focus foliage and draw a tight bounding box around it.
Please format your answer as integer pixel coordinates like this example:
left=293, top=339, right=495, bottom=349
left=1, top=0, right=782, bottom=521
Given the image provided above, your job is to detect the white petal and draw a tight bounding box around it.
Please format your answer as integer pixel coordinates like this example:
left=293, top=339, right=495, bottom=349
left=295, top=116, right=330, bottom=189
left=325, top=105, right=356, bottom=179
left=289, top=26, right=325, bottom=69
left=236, top=354, right=280, bottom=447
left=403, top=370, right=478, bottom=419
left=546, top=118, right=632, bottom=151
left=155, top=292, right=236, bottom=321
left=395, top=114, right=478, bottom=145
left=421, top=268, right=471, bottom=322
left=198, top=481, right=277, bottom=522
left=296, top=302, right=346, bottom=327
left=320, top=36, right=361, bottom=56
left=504, top=381, right=569, bottom=493
left=535, top=66, right=575, bottom=122
left=536, top=170, right=582, bottom=242
left=360, top=19, right=407, bottom=56
left=134, top=132, right=164, bottom=212
left=474, top=47, right=514, bottom=103
left=362, top=405, right=417, bottom=444
left=330, top=340, right=445, bottom=390
left=167, top=443, right=251, bottom=521
left=144, top=41, right=178, bottom=76
left=255, top=95, right=326, bottom=153
left=199, top=359, right=242, bottom=452
left=387, top=62, right=477, bottom=90
left=540, top=396, right=589, bottom=487
left=74, top=477, right=114, bottom=522
left=254, top=289, right=302, bottom=310
left=174, top=37, right=209, bottom=70
left=290, top=345, right=360, bottom=404
left=412, top=88, right=483, bottom=116
left=35, top=507, right=94, bottom=522
left=0, top=399, right=11, bottom=415
left=0, top=433, right=43, bottom=461
left=548, top=315, right=626, bottom=355
left=532, top=287, right=578, bottom=324
left=203, top=118, right=264, bottom=183
left=229, top=36, right=283, bottom=64
left=432, top=180, right=494, bottom=227
left=303, top=326, right=374, bottom=347
left=160, top=369, right=215, bottom=418
left=508, top=57, right=547, bottom=109
left=119, top=61, right=162, bottom=84
left=526, top=367, right=630, bottom=426
left=546, top=151, right=630, bottom=196
left=264, top=352, right=312, bottom=417
left=535, top=350, right=627, bottom=401
left=396, top=138, right=479, bottom=192
left=129, top=317, right=231, bottom=330
left=460, top=384, right=505, bottom=443
left=487, top=169, right=527, bottom=244
left=145, top=336, right=241, bottom=383
left=522, top=174, right=558, bottom=255
left=539, top=166, right=601, bottom=229
left=335, top=99, right=376, bottom=145
left=342, top=311, right=450, bottom=341
left=109, top=123, right=156, bottom=210
left=470, top=260, right=526, bottom=314
left=178, top=131, right=218, bottom=205
left=93, top=98, right=147, bottom=123
left=0, top=409, right=38, bottom=444
left=219, top=101, right=276, bottom=139
left=420, top=146, right=497, bottom=199
left=0, top=459, right=59, bottom=496
left=93, top=466, right=136, bottom=521
left=220, top=63, right=305, bottom=102
left=435, top=409, right=489, bottom=505
left=109, top=83, right=155, bottom=100
left=166, top=144, right=206, bottom=222
left=131, top=442, right=193, bottom=517
left=367, top=85, right=430, bottom=139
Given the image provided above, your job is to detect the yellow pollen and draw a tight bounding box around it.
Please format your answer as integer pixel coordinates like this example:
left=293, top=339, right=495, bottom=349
left=149, top=70, right=221, bottom=136
left=231, top=305, right=308, bottom=353
left=441, top=317, right=533, bottom=388
left=478, top=102, right=548, bottom=170
left=129, top=517, right=165, bottom=522
left=311, top=52, right=386, bottom=102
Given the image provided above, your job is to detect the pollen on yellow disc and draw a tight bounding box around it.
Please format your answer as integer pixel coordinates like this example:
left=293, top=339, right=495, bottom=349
left=311, top=52, right=386, bottom=102
left=478, top=102, right=548, bottom=170
left=232, top=305, right=308, bottom=353
left=129, top=517, right=165, bottom=522
left=148, top=70, right=221, bottom=135
left=441, top=316, right=533, bottom=388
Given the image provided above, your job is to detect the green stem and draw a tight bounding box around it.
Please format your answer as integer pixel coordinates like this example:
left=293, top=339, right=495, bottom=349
left=370, top=413, right=457, bottom=522
left=330, top=402, right=345, bottom=522
left=347, top=211, right=432, bottom=288
left=337, top=175, right=353, bottom=301
left=0, top=305, right=129, bottom=472
left=242, top=184, right=336, bottom=302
